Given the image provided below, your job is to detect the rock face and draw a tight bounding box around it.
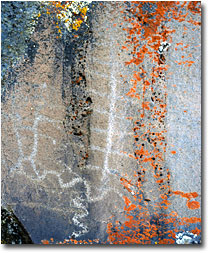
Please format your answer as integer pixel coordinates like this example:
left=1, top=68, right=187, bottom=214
left=1, top=207, right=33, bottom=244
left=1, top=2, right=201, bottom=244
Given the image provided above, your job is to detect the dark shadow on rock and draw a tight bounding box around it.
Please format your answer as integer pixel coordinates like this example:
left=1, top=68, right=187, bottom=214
left=1, top=207, right=33, bottom=244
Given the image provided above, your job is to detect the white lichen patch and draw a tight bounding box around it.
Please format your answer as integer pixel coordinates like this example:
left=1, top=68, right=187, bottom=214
left=175, top=231, right=199, bottom=244
left=53, top=1, right=92, bottom=31
left=158, top=41, right=171, bottom=54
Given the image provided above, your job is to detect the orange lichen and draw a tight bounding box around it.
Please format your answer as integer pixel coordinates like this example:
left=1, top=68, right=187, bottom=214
left=173, top=191, right=198, bottom=200
left=123, top=196, right=131, bottom=207
left=173, top=191, right=200, bottom=210
left=39, top=1, right=91, bottom=36
left=40, top=1, right=201, bottom=245
left=191, top=227, right=201, bottom=235
left=41, top=240, right=50, bottom=244
left=187, top=200, right=200, bottom=210
left=106, top=1, right=201, bottom=245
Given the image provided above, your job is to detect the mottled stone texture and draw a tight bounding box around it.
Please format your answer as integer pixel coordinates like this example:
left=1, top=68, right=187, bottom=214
left=1, top=2, right=201, bottom=244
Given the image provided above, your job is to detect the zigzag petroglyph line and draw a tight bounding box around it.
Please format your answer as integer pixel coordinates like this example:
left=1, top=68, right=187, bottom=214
left=5, top=81, right=127, bottom=238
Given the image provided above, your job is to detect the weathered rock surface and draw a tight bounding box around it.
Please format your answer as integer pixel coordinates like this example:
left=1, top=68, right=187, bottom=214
left=1, top=1, right=201, bottom=244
